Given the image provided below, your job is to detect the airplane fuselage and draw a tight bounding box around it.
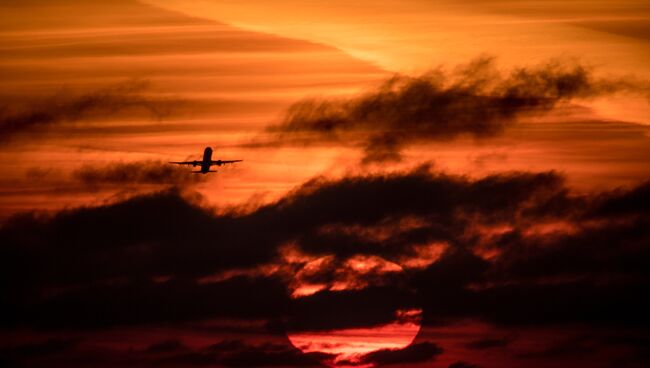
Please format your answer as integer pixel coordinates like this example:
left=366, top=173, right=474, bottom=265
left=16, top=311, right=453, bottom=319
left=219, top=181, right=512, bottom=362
left=201, top=147, right=213, bottom=173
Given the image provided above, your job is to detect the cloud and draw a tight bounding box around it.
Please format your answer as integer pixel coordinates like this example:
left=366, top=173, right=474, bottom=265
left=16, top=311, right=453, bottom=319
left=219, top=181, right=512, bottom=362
left=351, top=342, right=443, bottom=366
left=465, top=337, right=512, bottom=350
left=157, top=339, right=330, bottom=367
left=1, top=166, right=649, bottom=366
left=1, top=168, right=648, bottom=329
left=5, top=272, right=292, bottom=330
left=589, top=181, right=650, bottom=217
left=0, top=338, right=79, bottom=359
left=144, top=339, right=189, bottom=354
left=517, top=336, right=597, bottom=359
left=0, top=337, right=329, bottom=368
left=72, top=160, right=206, bottom=186
left=285, top=286, right=418, bottom=332
left=449, top=362, right=481, bottom=368
left=0, top=79, right=178, bottom=144
left=267, top=58, right=649, bottom=162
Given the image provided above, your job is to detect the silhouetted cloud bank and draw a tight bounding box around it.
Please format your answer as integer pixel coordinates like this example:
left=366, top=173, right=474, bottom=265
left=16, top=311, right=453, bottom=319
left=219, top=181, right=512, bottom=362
left=1, top=167, right=648, bottom=366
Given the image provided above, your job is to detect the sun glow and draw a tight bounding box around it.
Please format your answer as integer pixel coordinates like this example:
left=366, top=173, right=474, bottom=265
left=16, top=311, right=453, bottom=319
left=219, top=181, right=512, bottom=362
left=286, top=254, right=423, bottom=366
left=288, top=316, right=422, bottom=367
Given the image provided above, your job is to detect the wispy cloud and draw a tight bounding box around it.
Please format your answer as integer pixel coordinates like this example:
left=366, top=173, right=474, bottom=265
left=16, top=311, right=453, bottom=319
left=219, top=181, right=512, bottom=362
left=0, top=80, right=178, bottom=145
left=72, top=160, right=206, bottom=186
left=266, top=58, right=649, bottom=163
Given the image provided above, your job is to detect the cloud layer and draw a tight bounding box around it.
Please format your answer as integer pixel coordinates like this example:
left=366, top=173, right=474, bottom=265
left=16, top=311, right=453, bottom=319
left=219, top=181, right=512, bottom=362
left=1, top=166, right=648, bottom=366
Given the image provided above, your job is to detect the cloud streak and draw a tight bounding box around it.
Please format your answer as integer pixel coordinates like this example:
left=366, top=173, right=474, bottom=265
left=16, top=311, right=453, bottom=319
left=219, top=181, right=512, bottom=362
left=72, top=160, right=206, bottom=186
left=0, top=80, right=178, bottom=144
left=268, top=58, right=649, bottom=162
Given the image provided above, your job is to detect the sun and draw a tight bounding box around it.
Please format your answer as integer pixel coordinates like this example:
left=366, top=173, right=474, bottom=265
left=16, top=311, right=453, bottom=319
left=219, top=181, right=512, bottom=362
left=285, top=255, right=422, bottom=366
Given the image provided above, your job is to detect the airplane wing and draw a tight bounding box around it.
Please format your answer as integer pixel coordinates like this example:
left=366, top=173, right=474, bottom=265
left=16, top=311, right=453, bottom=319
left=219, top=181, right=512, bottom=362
left=211, top=160, right=243, bottom=166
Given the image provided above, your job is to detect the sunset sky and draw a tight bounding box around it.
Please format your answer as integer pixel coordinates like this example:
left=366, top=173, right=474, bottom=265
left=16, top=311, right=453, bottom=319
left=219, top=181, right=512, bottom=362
left=1, top=1, right=649, bottom=367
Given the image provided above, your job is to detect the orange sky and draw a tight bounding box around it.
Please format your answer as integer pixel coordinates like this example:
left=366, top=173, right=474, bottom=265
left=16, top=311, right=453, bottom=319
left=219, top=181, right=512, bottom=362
left=1, top=2, right=649, bottom=367
left=1, top=0, right=648, bottom=220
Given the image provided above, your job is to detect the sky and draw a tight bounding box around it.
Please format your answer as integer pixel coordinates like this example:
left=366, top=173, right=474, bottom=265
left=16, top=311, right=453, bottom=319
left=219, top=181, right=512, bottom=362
left=0, top=1, right=649, bottom=367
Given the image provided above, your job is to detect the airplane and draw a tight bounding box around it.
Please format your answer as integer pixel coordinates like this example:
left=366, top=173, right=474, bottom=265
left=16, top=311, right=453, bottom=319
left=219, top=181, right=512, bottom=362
left=169, top=147, right=242, bottom=174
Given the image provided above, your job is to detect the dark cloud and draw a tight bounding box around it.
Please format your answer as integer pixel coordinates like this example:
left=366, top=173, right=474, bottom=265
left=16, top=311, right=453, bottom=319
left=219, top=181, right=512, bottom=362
left=351, top=342, right=443, bottom=366
left=415, top=250, right=650, bottom=328
left=1, top=337, right=329, bottom=368
left=1, top=166, right=649, bottom=366
left=285, top=286, right=418, bottom=332
left=267, top=58, right=649, bottom=162
left=489, top=217, right=650, bottom=282
left=2, top=168, right=649, bottom=329
left=0, top=338, right=79, bottom=359
left=465, top=337, right=512, bottom=350
left=144, top=339, right=189, bottom=354
left=517, top=336, right=598, bottom=359
left=158, top=339, right=330, bottom=367
left=589, top=181, right=650, bottom=217
left=0, top=80, right=178, bottom=144
left=449, top=362, right=481, bottom=368
left=5, top=274, right=291, bottom=330
left=0, top=165, right=565, bottom=295
left=72, top=160, right=206, bottom=186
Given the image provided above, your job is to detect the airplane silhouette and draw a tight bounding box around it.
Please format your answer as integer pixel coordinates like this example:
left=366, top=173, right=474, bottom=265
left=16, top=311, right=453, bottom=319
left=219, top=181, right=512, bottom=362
left=169, top=147, right=242, bottom=173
